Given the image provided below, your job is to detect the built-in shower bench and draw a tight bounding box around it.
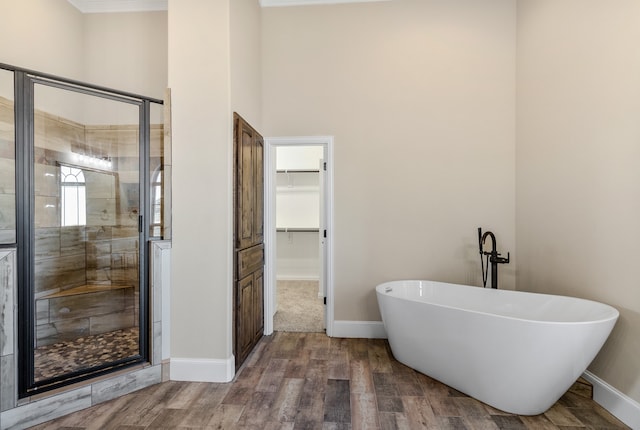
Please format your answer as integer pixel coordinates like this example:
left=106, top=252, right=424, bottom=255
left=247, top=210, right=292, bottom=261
left=36, top=284, right=137, bottom=347
left=39, top=284, right=133, bottom=299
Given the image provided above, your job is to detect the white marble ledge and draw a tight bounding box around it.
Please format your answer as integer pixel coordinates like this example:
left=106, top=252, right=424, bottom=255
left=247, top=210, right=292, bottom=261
left=0, top=250, right=16, bottom=261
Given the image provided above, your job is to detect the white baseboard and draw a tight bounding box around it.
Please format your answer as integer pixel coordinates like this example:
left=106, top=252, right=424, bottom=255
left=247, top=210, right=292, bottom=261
left=582, top=371, right=640, bottom=429
left=331, top=320, right=387, bottom=339
left=170, top=356, right=235, bottom=383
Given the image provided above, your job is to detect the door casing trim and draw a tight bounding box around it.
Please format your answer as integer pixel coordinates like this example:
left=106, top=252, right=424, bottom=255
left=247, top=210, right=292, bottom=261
left=263, top=136, right=334, bottom=336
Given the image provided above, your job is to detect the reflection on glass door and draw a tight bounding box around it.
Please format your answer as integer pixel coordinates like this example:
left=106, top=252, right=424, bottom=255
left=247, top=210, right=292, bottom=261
left=31, top=82, right=144, bottom=385
left=0, top=68, right=15, bottom=245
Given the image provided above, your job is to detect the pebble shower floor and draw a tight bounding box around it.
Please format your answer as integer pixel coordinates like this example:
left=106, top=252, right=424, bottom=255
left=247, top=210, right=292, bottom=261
left=34, top=327, right=139, bottom=382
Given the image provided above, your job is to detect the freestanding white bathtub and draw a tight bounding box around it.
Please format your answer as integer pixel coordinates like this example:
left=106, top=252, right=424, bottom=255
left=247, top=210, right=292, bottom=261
left=376, top=280, right=619, bottom=415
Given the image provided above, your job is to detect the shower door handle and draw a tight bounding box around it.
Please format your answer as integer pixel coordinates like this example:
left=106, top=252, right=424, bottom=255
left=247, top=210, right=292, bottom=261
left=138, top=215, right=143, bottom=233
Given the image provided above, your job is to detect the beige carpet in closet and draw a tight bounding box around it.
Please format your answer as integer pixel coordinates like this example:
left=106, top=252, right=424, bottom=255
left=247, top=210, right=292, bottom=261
left=274, top=280, right=324, bottom=332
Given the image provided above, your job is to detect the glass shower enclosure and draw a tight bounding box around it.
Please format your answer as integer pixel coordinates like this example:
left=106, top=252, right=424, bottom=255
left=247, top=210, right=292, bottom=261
left=1, top=64, right=164, bottom=397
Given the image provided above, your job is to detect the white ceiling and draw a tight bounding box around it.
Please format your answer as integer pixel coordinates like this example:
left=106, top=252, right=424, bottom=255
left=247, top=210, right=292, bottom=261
left=67, top=0, right=390, bottom=13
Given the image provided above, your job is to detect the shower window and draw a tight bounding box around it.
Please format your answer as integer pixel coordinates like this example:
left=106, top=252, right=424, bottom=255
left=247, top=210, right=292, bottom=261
left=60, top=165, right=86, bottom=227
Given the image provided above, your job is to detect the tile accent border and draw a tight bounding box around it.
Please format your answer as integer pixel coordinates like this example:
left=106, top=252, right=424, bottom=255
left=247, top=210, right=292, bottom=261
left=170, top=356, right=235, bottom=383
left=331, top=320, right=387, bottom=339
left=0, top=241, right=171, bottom=430
left=583, top=370, right=640, bottom=429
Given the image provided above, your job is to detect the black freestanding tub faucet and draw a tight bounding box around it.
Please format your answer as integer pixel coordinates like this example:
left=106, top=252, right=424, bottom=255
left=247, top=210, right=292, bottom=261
left=478, top=228, right=510, bottom=289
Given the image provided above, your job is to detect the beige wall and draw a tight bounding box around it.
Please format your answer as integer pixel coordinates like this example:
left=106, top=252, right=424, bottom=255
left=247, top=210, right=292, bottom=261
left=83, top=12, right=168, bottom=101
left=0, top=1, right=167, bottom=100
left=0, top=2, right=167, bottom=122
left=231, top=0, right=263, bottom=130
left=262, top=0, right=517, bottom=321
left=516, top=0, right=640, bottom=404
left=0, top=0, right=84, bottom=80
left=168, top=0, right=234, bottom=360
left=0, top=0, right=85, bottom=121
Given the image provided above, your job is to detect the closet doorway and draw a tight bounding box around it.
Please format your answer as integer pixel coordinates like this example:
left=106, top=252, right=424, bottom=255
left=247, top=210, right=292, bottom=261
left=264, top=137, right=334, bottom=336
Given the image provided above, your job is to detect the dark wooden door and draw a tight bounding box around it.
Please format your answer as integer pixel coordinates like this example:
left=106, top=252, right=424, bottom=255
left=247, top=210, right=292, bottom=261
left=233, top=113, right=264, bottom=370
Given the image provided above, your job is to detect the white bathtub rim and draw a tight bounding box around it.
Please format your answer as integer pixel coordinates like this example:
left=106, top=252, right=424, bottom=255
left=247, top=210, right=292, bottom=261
left=376, top=279, right=619, bottom=326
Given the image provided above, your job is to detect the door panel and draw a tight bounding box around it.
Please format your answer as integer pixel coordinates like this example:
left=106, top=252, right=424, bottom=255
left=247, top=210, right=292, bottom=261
left=253, top=269, right=264, bottom=342
left=254, top=136, right=264, bottom=244
left=233, top=113, right=264, bottom=370
left=237, top=274, right=254, bottom=360
left=319, top=158, right=327, bottom=328
left=238, top=124, right=255, bottom=250
left=237, top=244, right=263, bottom=280
left=27, top=79, right=146, bottom=391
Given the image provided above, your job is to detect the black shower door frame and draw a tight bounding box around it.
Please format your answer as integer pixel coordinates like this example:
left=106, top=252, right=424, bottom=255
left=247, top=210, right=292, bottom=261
left=3, top=63, right=162, bottom=398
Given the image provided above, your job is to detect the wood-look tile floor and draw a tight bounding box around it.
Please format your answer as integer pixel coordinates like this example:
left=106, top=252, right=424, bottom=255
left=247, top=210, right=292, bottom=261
left=29, top=332, right=629, bottom=430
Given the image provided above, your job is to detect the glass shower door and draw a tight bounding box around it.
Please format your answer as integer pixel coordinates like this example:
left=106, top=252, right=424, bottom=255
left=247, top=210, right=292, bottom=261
left=30, top=81, right=146, bottom=387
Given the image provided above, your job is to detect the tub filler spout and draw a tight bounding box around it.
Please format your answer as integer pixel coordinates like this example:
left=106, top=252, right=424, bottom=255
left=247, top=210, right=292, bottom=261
left=478, top=228, right=509, bottom=289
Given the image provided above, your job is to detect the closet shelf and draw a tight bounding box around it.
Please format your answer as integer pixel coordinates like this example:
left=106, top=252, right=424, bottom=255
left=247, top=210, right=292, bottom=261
left=276, top=169, right=319, bottom=173
left=276, top=227, right=319, bottom=233
left=276, top=185, right=319, bottom=192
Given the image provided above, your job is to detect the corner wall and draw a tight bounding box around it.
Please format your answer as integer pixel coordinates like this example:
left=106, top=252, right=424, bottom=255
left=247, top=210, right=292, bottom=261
left=83, top=11, right=168, bottom=101
left=516, top=0, right=640, bottom=409
left=0, top=0, right=84, bottom=80
left=168, top=0, right=262, bottom=378
left=168, top=0, right=236, bottom=377
left=231, top=0, right=263, bottom=131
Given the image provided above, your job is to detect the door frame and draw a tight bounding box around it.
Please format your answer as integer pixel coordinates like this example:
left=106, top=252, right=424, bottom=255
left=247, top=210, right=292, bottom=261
left=13, top=69, right=156, bottom=397
left=264, top=136, right=334, bottom=336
